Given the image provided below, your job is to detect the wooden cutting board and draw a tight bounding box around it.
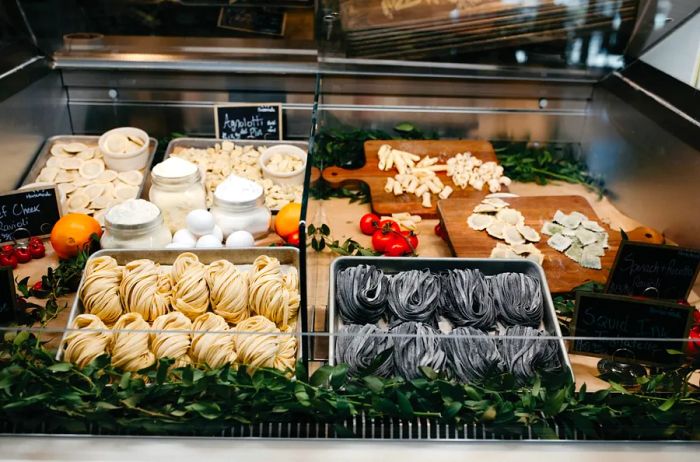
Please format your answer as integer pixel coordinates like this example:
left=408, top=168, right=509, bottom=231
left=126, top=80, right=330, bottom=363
left=321, top=140, right=500, bottom=218
left=437, top=195, right=622, bottom=294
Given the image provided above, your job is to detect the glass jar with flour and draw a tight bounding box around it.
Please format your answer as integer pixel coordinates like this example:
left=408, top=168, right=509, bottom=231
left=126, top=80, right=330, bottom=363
left=211, top=175, right=271, bottom=238
left=149, top=157, right=207, bottom=233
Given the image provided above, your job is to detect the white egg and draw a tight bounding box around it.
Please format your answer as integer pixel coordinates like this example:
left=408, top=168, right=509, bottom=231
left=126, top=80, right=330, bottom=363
left=225, top=230, right=255, bottom=248
left=196, top=234, right=223, bottom=248
left=171, top=229, right=197, bottom=246
left=166, top=242, right=192, bottom=249
left=211, top=225, right=224, bottom=242
left=186, top=209, right=215, bottom=237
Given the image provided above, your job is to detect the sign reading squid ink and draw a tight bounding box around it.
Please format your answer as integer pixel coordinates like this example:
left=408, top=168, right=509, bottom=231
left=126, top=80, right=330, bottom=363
left=0, top=186, right=62, bottom=245
left=214, top=104, right=282, bottom=141
left=605, top=241, right=700, bottom=300
left=571, top=292, right=693, bottom=366
left=0, top=266, right=17, bottom=323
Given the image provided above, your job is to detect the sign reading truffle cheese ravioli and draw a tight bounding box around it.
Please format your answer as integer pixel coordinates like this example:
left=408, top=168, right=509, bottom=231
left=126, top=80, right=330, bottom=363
left=571, top=293, right=693, bottom=366
left=214, top=104, right=282, bottom=141
left=606, top=241, right=700, bottom=300
left=0, top=186, right=62, bottom=245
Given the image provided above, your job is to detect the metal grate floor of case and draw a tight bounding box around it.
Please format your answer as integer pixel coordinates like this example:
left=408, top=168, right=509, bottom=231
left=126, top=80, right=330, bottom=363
left=0, top=414, right=592, bottom=441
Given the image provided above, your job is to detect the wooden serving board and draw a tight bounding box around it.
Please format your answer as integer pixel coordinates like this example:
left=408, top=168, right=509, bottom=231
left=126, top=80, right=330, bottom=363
left=322, top=140, right=500, bottom=218
left=437, top=195, right=622, bottom=294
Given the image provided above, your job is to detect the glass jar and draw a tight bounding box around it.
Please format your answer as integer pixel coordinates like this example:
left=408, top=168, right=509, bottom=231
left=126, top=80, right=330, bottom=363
left=101, top=210, right=172, bottom=249
left=211, top=191, right=271, bottom=239
left=149, top=167, right=206, bottom=233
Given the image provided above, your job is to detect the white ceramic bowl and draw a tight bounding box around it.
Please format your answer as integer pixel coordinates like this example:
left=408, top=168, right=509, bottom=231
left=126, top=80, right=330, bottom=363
left=259, top=144, right=307, bottom=186
left=99, top=127, right=150, bottom=172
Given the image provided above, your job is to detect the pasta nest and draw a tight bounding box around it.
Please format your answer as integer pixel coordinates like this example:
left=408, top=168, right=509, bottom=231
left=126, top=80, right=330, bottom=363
left=110, top=312, right=155, bottom=372
left=79, top=256, right=123, bottom=324
left=248, top=255, right=300, bottom=329
left=119, top=259, right=171, bottom=322
left=63, top=314, right=112, bottom=369
left=190, top=312, right=237, bottom=369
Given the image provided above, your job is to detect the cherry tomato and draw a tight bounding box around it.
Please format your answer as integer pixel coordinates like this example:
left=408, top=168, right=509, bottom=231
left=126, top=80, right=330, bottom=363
left=0, top=253, right=18, bottom=269
left=379, top=220, right=401, bottom=233
left=385, top=241, right=408, bottom=257
left=1, top=244, right=15, bottom=256
left=286, top=231, right=300, bottom=246
left=28, top=241, right=45, bottom=259
left=400, top=230, right=419, bottom=250
left=434, top=223, right=447, bottom=241
left=32, top=281, right=43, bottom=292
left=359, top=213, right=381, bottom=235
left=15, top=248, right=31, bottom=264
left=28, top=237, right=43, bottom=246
left=688, top=326, right=700, bottom=356
left=372, top=230, right=396, bottom=252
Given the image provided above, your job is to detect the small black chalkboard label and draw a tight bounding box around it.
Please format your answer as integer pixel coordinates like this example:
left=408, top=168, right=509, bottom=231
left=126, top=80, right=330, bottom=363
left=606, top=241, right=700, bottom=300
left=217, top=7, right=287, bottom=37
left=0, top=186, right=62, bottom=245
left=0, top=266, right=17, bottom=324
left=571, top=292, right=693, bottom=366
left=215, top=104, right=282, bottom=141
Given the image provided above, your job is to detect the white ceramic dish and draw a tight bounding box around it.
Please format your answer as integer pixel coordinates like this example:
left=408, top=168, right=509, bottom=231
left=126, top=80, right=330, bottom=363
left=259, top=144, right=307, bottom=186
left=99, top=127, right=150, bottom=172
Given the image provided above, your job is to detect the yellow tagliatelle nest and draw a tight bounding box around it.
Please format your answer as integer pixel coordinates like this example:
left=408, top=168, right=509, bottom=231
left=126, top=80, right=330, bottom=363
left=79, top=256, right=123, bottom=324
left=206, top=259, right=249, bottom=324
left=151, top=311, right=192, bottom=367
left=171, top=253, right=209, bottom=320
left=234, top=315, right=296, bottom=373
left=110, top=312, right=155, bottom=372
left=119, top=259, right=171, bottom=322
left=190, top=313, right=237, bottom=369
left=248, top=256, right=300, bottom=329
left=63, top=314, right=112, bottom=368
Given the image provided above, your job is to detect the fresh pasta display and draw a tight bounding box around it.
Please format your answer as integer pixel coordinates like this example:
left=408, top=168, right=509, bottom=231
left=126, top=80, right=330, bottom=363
left=66, top=250, right=301, bottom=373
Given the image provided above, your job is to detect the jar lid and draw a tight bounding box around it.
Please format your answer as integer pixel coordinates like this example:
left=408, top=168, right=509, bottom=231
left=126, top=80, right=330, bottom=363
left=105, top=199, right=164, bottom=231
left=152, top=157, right=200, bottom=183
left=214, top=175, right=264, bottom=206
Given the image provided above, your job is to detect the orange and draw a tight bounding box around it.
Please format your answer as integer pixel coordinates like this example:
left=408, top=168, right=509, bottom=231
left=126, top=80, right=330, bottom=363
left=274, top=202, right=302, bottom=238
left=50, top=213, right=102, bottom=259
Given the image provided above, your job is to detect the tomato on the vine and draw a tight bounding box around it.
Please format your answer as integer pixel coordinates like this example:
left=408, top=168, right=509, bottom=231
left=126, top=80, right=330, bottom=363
left=359, top=213, right=380, bottom=235
left=384, top=241, right=408, bottom=257
left=0, top=253, right=17, bottom=269
left=371, top=230, right=395, bottom=252
left=379, top=219, right=401, bottom=233
left=28, top=241, right=45, bottom=259
left=285, top=231, right=300, bottom=246
left=400, top=230, right=419, bottom=250
left=434, top=223, right=447, bottom=241
left=14, top=248, right=31, bottom=263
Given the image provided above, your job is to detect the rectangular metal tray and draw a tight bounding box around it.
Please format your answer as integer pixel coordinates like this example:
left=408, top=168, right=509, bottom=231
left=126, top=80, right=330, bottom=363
left=21, top=135, right=158, bottom=200
left=56, top=247, right=302, bottom=363
left=164, top=137, right=308, bottom=211
left=328, top=257, right=574, bottom=381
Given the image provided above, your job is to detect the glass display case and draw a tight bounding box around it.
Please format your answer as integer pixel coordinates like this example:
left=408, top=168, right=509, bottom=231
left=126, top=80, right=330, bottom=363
left=0, top=0, right=698, bottom=449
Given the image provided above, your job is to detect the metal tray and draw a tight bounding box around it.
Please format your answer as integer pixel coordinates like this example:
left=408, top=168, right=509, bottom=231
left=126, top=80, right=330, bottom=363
left=328, top=257, right=574, bottom=381
left=21, top=135, right=158, bottom=200
left=164, top=137, right=309, bottom=211
left=56, top=247, right=302, bottom=363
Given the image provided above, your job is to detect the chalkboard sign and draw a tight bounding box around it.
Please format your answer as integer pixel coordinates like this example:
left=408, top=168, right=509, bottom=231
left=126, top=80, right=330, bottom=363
left=0, top=186, right=62, bottom=245
left=217, top=7, right=286, bottom=37
left=606, top=241, right=700, bottom=300
left=571, top=292, right=693, bottom=366
left=215, top=104, right=282, bottom=141
left=0, top=266, right=17, bottom=324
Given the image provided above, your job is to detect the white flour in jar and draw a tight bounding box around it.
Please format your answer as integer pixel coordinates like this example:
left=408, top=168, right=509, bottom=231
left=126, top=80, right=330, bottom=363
left=106, top=199, right=160, bottom=225
left=149, top=157, right=207, bottom=232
